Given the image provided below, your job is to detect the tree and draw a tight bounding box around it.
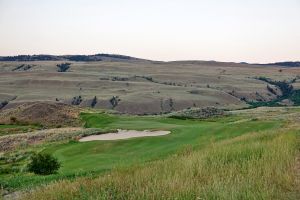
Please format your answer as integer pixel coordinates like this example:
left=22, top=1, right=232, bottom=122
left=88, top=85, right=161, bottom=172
left=57, top=63, right=71, bottom=72
left=28, top=153, right=60, bottom=175
left=110, top=96, right=120, bottom=108
left=91, top=96, right=97, bottom=108
left=72, top=96, right=83, bottom=105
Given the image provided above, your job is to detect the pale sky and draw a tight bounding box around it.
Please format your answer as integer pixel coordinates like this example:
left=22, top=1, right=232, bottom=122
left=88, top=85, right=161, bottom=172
left=0, top=0, right=299, bottom=63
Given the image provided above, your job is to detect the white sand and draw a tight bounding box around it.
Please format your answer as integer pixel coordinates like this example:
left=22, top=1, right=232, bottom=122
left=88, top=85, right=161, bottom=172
left=79, top=129, right=170, bottom=141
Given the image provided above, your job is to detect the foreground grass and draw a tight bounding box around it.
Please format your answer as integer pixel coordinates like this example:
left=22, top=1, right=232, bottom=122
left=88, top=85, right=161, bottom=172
left=0, top=113, right=279, bottom=191
left=23, top=126, right=299, bottom=200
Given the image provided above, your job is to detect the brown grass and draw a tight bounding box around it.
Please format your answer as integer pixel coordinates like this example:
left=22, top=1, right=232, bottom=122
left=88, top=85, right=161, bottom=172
left=1, top=60, right=299, bottom=114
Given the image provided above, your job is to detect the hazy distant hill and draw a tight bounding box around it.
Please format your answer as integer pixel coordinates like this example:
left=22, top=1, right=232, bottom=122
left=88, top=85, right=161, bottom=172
left=1, top=54, right=299, bottom=68
left=257, top=62, right=300, bottom=67
left=0, top=54, right=144, bottom=62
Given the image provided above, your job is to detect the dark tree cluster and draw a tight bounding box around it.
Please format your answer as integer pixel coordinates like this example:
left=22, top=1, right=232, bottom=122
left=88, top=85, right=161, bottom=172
left=57, top=63, right=71, bottom=72
left=65, top=55, right=101, bottom=62
left=96, top=54, right=133, bottom=60
left=0, top=54, right=138, bottom=62
left=264, top=62, right=300, bottom=68
left=12, top=64, right=33, bottom=71
left=111, top=77, right=129, bottom=81
left=248, top=77, right=300, bottom=107
left=0, top=55, right=60, bottom=61
left=257, top=77, right=293, bottom=98
left=134, top=75, right=154, bottom=82
left=110, top=96, right=120, bottom=108
left=72, top=96, right=83, bottom=105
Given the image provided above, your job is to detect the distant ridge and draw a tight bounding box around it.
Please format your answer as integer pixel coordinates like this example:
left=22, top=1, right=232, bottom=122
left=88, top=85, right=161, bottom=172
left=255, top=61, right=300, bottom=68
left=0, top=54, right=145, bottom=62
left=0, top=54, right=299, bottom=67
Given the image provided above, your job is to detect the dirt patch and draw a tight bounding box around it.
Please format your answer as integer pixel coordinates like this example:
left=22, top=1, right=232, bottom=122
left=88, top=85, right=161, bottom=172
left=0, top=102, right=82, bottom=127
left=79, top=129, right=170, bottom=141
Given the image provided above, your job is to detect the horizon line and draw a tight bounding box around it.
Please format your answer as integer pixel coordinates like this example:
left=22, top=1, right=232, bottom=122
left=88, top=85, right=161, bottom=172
left=0, top=53, right=299, bottom=65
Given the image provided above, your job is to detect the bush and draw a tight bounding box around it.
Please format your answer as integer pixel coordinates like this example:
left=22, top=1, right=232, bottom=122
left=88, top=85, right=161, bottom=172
left=72, top=96, right=83, bottom=105
left=10, top=116, right=17, bottom=124
left=0, top=100, right=8, bottom=109
left=28, top=153, right=60, bottom=175
left=110, top=96, right=120, bottom=108
left=57, top=63, right=71, bottom=72
left=91, top=96, right=97, bottom=108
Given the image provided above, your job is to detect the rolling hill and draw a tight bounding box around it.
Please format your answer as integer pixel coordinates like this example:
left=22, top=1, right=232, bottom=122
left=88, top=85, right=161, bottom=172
left=0, top=54, right=299, bottom=114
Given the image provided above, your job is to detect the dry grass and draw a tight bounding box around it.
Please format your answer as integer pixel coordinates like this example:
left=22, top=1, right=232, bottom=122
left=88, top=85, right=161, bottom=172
left=21, top=125, right=299, bottom=200
left=0, top=128, right=105, bottom=152
left=1, top=60, right=299, bottom=114
left=0, top=102, right=82, bottom=128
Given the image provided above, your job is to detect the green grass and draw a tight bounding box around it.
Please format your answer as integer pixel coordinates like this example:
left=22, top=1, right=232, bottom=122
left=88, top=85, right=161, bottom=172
left=0, top=113, right=281, bottom=192
left=23, top=121, right=299, bottom=200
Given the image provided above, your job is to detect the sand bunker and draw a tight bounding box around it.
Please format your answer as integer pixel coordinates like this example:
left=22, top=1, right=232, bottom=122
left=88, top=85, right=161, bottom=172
left=79, top=129, right=170, bottom=141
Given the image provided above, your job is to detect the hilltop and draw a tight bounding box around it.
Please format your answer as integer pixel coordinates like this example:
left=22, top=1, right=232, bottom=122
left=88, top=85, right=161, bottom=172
left=0, top=54, right=145, bottom=62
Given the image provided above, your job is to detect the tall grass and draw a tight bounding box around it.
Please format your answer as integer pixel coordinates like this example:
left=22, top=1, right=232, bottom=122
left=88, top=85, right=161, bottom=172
left=22, top=127, right=298, bottom=200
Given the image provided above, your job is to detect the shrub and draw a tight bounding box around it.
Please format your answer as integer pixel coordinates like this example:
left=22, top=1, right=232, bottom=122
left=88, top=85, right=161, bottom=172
left=28, top=153, right=60, bottom=175
left=57, top=63, right=71, bottom=72
left=91, top=96, right=97, bottom=108
left=0, top=100, right=8, bottom=109
left=10, top=116, right=17, bottom=124
left=72, top=96, right=83, bottom=105
left=290, top=90, right=300, bottom=105
left=110, top=96, right=120, bottom=108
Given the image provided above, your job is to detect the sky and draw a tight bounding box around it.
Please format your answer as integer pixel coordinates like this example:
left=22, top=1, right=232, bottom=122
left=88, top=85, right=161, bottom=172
left=0, top=0, right=299, bottom=63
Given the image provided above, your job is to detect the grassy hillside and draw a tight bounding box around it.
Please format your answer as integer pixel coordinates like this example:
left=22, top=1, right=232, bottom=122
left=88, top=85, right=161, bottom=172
left=1, top=107, right=299, bottom=199
left=1, top=60, right=299, bottom=114
left=1, top=113, right=279, bottom=190
left=22, top=111, right=299, bottom=200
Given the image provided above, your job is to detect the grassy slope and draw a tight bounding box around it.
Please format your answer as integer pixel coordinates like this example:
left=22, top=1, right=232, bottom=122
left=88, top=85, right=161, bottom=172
left=0, top=124, right=37, bottom=136
left=52, top=113, right=277, bottom=174
left=2, top=60, right=299, bottom=114
left=23, top=116, right=299, bottom=200
left=1, top=113, right=279, bottom=191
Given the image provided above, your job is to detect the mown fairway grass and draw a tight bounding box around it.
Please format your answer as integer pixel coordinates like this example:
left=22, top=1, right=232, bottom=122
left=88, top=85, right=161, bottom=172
left=49, top=113, right=278, bottom=175
left=22, top=113, right=299, bottom=200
